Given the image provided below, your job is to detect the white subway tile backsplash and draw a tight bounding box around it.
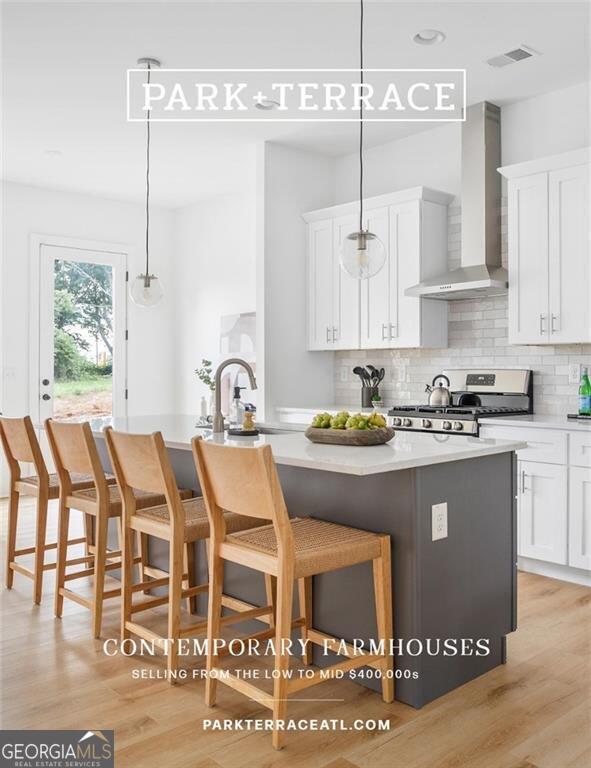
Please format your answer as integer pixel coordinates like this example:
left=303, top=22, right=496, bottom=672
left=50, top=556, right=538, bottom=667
left=333, top=203, right=591, bottom=414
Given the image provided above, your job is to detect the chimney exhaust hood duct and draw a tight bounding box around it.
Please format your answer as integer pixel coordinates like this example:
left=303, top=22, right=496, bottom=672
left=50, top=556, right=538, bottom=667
left=405, top=101, right=508, bottom=300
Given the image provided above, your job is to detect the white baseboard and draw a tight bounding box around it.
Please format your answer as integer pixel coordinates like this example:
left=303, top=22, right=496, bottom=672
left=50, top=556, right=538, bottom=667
left=518, top=557, right=591, bottom=587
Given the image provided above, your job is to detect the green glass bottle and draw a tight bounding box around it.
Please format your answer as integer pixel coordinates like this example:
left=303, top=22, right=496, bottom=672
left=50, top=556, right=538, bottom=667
left=579, top=367, right=591, bottom=416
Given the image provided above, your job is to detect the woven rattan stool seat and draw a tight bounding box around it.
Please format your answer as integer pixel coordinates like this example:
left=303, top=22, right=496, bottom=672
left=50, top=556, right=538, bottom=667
left=19, top=472, right=111, bottom=500
left=228, top=517, right=382, bottom=577
left=71, top=483, right=186, bottom=517
left=136, top=496, right=263, bottom=542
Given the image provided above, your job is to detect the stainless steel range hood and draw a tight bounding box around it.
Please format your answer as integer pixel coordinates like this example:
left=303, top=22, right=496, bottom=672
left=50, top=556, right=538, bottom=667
left=406, top=101, right=508, bottom=300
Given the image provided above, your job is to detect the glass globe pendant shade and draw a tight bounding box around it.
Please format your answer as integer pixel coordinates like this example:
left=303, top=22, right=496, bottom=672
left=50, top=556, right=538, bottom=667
left=340, top=230, right=386, bottom=280
left=130, top=273, right=164, bottom=307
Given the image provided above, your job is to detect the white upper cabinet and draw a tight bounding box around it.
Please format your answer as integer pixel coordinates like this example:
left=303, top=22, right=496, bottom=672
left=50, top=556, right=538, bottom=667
left=500, top=148, right=590, bottom=345
left=548, top=164, right=590, bottom=343
left=332, top=214, right=361, bottom=350
left=305, top=187, right=452, bottom=351
left=307, top=219, right=335, bottom=350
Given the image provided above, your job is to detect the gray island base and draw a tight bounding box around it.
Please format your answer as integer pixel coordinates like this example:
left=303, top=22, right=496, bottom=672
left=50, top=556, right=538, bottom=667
left=91, top=417, right=523, bottom=709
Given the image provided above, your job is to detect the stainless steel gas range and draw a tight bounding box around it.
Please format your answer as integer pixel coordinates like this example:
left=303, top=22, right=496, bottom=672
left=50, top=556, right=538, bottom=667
left=387, top=369, right=533, bottom=436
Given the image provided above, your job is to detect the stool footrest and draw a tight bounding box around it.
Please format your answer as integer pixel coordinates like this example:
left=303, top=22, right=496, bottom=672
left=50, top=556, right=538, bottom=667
left=59, top=588, right=92, bottom=609
left=9, top=562, right=34, bottom=579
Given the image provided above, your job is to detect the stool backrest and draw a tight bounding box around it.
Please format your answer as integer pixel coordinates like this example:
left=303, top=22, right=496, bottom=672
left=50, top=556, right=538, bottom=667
left=45, top=419, right=107, bottom=496
left=104, top=427, right=185, bottom=532
left=0, top=415, right=48, bottom=484
left=192, top=438, right=293, bottom=554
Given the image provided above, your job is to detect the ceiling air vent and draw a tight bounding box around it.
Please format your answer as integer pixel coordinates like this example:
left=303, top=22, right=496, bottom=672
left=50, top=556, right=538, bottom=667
left=486, top=45, right=538, bottom=68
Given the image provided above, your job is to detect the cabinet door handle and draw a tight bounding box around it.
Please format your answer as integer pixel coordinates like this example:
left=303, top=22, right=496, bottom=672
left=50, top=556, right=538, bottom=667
left=381, top=323, right=388, bottom=340
left=326, top=326, right=331, bottom=343
left=520, top=469, right=528, bottom=494
left=551, top=314, right=558, bottom=334
left=332, top=327, right=338, bottom=342
left=389, top=323, right=397, bottom=339
left=539, top=314, right=546, bottom=335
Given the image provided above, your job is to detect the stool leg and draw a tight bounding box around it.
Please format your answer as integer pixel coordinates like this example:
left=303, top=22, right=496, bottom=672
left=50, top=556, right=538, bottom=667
left=373, top=536, right=394, bottom=704
left=139, top=533, right=150, bottom=593
left=183, top=543, right=197, bottom=614
left=272, top=566, right=294, bottom=750
left=265, top=574, right=277, bottom=629
left=298, top=577, right=312, bottom=665
left=205, top=550, right=224, bottom=707
left=33, top=488, right=49, bottom=604
left=5, top=489, right=19, bottom=588
left=92, top=513, right=108, bottom=639
left=166, top=536, right=184, bottom=682
left=83, top=514, right=94, bottom=556
left=54, top=501, right=70, bottom=618
left=121, top=522, right=134, bottom=641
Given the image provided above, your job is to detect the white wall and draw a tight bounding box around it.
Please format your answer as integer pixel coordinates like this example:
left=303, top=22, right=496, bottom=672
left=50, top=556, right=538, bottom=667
left=173, top=179, right=257, bottom=415
left=334, top=123, right=462, bottom=204
left=257, top=142, right=336, bottom=421
left=1, top=181, right=178, bottom=419
left=333, top=81, right=590, bottom=204
left=501, top=81, right=590, bottom=165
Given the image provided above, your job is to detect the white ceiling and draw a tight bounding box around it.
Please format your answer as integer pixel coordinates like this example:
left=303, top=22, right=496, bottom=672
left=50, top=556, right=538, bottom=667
left=2, top=1, right=589, bottom=207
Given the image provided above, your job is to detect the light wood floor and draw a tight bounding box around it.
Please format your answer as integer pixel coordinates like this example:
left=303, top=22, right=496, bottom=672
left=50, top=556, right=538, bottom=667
left=1, top=496, right=589, bottom=768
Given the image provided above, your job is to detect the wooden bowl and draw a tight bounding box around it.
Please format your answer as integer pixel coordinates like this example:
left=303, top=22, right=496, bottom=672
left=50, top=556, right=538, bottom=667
left=304, top=426, right=396, bottom=446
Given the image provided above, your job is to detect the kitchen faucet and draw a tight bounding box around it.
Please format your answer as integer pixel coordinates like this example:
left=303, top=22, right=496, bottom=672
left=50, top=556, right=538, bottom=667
left=212, top=358, right=257, bottom=433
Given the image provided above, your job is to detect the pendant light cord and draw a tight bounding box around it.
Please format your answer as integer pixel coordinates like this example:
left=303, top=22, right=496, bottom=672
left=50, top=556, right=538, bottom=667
left=145, top=64, right=151, bottom=277
left=359, top=0, right=364, bottom=233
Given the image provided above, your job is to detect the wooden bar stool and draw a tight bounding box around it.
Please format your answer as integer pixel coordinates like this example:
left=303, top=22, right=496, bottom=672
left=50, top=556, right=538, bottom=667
left=192, top=438, right=394, bottom=750
left=104, top=427, right=272, bottom=680
left=0, top=415, right=111, bottom=604
left=45, top=418, right=180, bottom=638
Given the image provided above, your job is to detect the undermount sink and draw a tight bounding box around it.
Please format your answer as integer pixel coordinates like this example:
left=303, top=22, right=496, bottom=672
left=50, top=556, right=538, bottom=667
left=194, top=423, right=292, bottom=436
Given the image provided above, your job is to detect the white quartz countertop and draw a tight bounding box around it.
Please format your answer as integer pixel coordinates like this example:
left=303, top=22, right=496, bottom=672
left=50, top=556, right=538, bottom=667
left=87, top=414, right=526, bottom=477
left=481, top=414, right=591, bottom=432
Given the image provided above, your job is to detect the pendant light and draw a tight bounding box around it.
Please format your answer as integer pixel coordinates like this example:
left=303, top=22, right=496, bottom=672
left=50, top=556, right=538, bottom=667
left=130, top=57, right=164, bottom=307
left=340, top=0, right=386, bottom=281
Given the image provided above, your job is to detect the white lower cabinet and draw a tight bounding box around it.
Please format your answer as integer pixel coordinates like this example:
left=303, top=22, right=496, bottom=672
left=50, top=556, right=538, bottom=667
left=518, top=460, right=567, bottom=565
left=481, top=423, right=591, bottom=581
left=568, top=466, right=591, bottom=571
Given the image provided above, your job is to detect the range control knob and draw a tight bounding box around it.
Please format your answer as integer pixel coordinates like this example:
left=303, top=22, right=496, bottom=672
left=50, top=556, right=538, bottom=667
left=402, top=418, right=412, bottom=428
left=453, top=421, right=464, bottom=431
left=442, top=420, right=452, bottom=430
left=422, top=419, right=432, bottom=428
left=393, top=418, right=402, bottom=427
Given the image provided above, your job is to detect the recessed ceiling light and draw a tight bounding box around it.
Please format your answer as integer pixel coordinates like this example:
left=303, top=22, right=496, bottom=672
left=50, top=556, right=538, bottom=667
left=413, top=29, right=446, bottom=46
left=254, top=98, right=280, bottom=111
left=44, top=149, right=63, bottom=157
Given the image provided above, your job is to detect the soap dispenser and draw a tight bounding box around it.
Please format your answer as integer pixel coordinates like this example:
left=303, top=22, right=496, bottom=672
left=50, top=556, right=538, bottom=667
left=229, top=386, right=246, bottom=425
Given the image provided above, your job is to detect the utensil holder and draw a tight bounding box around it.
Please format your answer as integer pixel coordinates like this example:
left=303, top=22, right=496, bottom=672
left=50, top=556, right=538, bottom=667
left=362, top=387, right=379, bottom=408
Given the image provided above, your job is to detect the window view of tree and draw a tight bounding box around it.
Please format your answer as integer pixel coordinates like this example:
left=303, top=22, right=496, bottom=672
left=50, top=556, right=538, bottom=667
left=53, top=260, right=113, bottom=419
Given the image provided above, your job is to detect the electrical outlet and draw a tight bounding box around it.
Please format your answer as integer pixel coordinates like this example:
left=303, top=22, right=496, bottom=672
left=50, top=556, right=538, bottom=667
left=569, top=363, right=581, bottom=385
left=339, top=366, right=349, bottom=383
left=432, top=502, right=448, bottom=541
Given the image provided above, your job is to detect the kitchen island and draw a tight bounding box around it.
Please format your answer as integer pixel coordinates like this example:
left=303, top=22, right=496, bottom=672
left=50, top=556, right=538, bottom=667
left=89, top=414, right=526, bottom=709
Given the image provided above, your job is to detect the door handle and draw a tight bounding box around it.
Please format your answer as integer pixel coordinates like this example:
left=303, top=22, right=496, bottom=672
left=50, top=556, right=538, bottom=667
left=551, top=314, right=558, bottom=334
left=539, top=314, right=546, bottom=335
left=520, top=469, right=527, bottom=494
left=332, top=326, right=338, bottom=342
left=41, top=394, right=51, bottom=401
left=389, top=323, right=397, bottom=339
left=326, top=327, right=331, bottom=343
left=381, top=323, right=388, bottom=340
left=41, top=378, right=50, bottom=386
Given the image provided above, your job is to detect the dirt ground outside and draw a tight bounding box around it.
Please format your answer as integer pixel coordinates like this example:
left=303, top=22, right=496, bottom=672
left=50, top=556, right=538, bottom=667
left=53, top=377, right=112, bottom=421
